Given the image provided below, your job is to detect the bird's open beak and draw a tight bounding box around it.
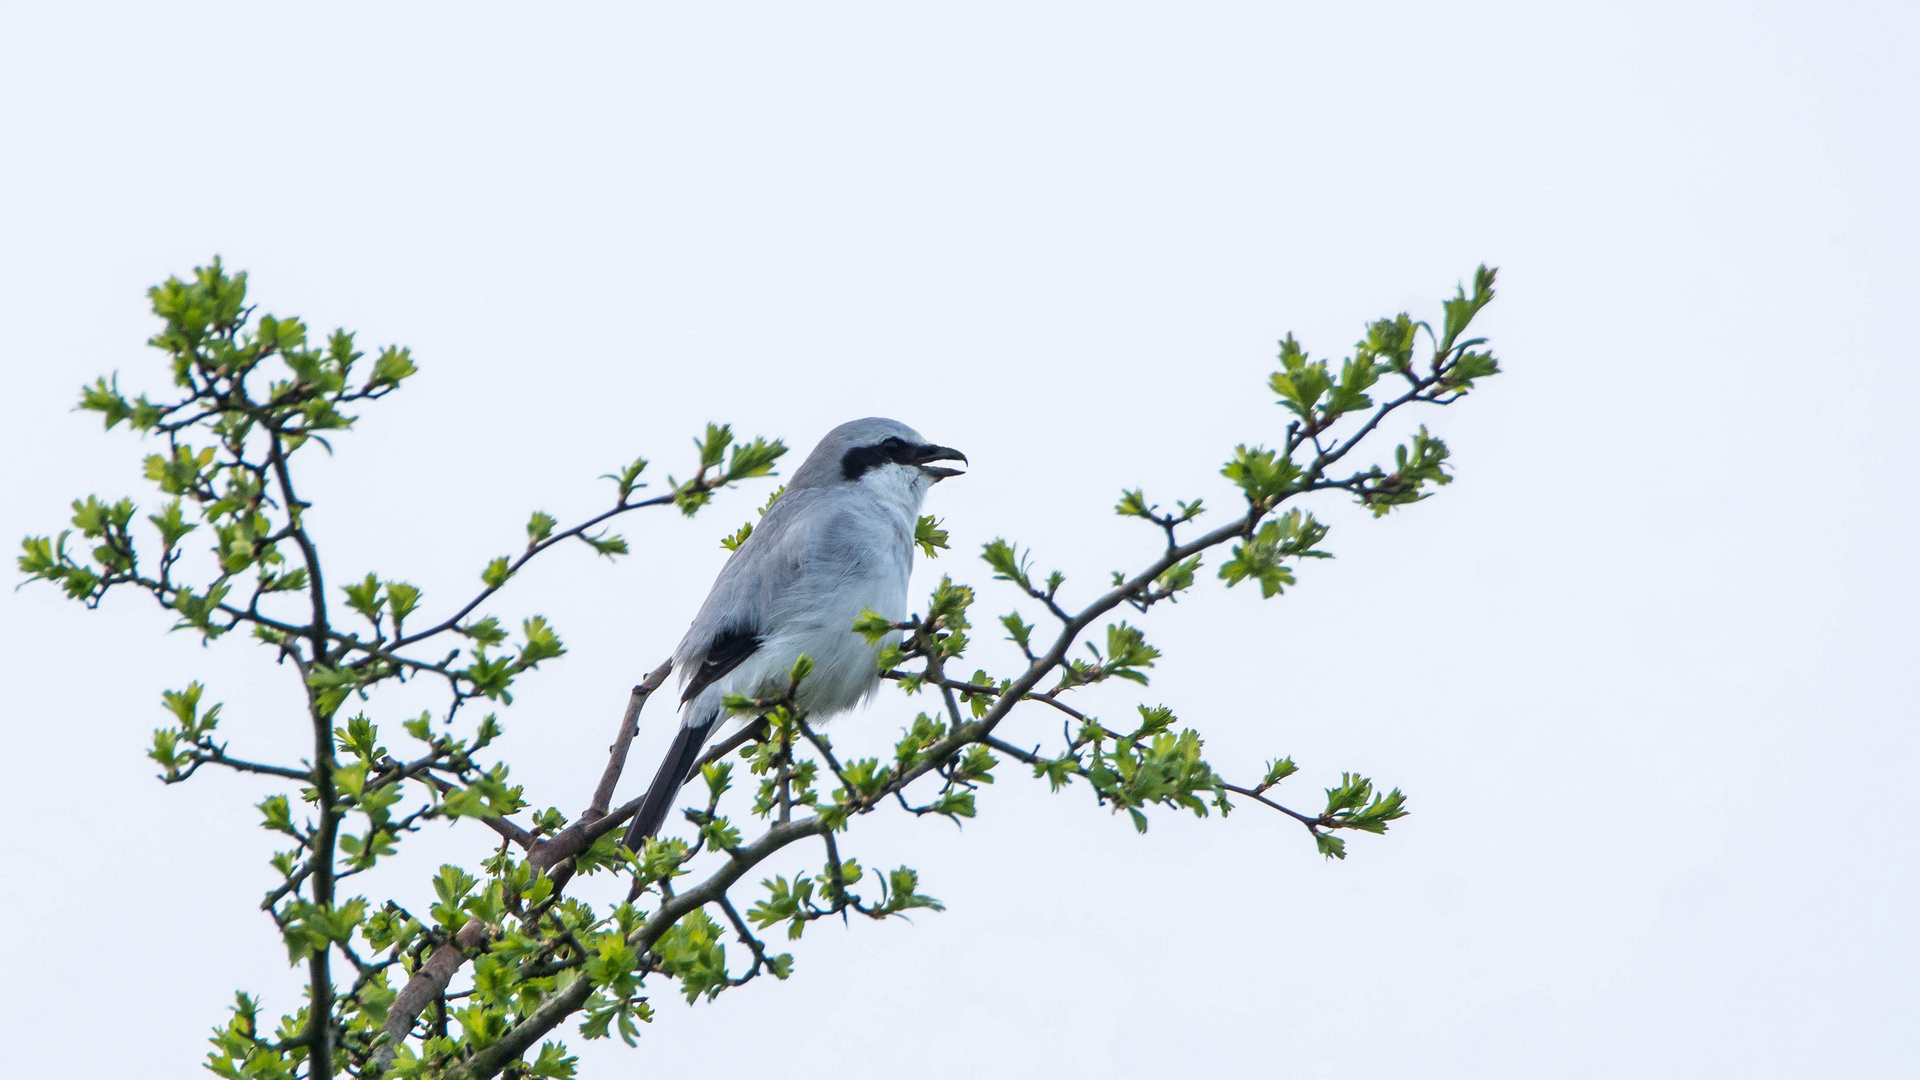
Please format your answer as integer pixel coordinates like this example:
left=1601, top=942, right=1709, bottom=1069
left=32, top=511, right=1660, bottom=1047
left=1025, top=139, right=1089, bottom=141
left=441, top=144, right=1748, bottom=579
left=907, top=443, right=968, bottom=480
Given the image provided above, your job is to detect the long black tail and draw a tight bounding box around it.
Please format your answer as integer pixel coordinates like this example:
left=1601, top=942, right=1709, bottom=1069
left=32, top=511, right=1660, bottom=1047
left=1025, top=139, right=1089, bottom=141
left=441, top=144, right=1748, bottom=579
left=622, top=721, right=714, bottom=852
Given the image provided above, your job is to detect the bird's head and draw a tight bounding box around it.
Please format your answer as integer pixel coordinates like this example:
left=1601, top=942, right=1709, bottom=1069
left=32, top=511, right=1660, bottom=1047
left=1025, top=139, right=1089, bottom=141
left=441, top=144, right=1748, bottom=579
left=787, top=417, right=968, bottom=494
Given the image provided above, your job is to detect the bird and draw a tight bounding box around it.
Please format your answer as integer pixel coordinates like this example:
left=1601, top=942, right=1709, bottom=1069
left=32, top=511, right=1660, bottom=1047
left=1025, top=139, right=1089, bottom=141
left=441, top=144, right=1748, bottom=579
left=622, top=417, right=966, bottom=851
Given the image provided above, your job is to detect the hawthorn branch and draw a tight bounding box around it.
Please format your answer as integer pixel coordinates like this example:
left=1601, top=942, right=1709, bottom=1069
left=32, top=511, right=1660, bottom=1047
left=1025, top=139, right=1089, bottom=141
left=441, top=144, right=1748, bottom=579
left=1219, top=782, right=1320, bottom=827
left=418, top=775, right=539, bottom=850
left=180, top=747, right=313, bottom=783
left=586, top=661, right=676, bottom=823
left=452, top=817, right=826, bottom=1080
left=375, top=661, right=672, bottom=1069
left=391, top=494, right=679, bottom=650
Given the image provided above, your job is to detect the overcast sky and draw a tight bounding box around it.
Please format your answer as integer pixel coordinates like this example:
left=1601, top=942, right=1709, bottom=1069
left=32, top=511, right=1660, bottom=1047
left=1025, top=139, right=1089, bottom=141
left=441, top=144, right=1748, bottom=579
left=3, top=3, right=1915, bottom=1077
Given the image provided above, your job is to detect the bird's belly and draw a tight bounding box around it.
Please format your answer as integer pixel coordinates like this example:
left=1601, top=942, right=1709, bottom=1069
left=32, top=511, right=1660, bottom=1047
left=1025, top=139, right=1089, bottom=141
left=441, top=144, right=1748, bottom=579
left=716, top=574, right=905, bottom=722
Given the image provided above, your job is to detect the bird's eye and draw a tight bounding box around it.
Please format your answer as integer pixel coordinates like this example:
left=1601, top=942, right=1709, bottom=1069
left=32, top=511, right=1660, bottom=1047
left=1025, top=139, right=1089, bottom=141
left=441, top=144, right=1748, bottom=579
left=880, top=437, right=905, bottom=455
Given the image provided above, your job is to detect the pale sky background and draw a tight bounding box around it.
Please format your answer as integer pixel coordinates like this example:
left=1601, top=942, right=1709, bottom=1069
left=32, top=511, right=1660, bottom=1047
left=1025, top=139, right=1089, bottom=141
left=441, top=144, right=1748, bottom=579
left=2, top=3, right=1915, bottom=1077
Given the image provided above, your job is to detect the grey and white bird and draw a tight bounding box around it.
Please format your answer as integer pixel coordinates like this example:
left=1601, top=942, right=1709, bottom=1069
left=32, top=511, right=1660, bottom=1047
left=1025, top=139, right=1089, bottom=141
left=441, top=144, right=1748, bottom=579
left=622, top=417, right=966, bottom=849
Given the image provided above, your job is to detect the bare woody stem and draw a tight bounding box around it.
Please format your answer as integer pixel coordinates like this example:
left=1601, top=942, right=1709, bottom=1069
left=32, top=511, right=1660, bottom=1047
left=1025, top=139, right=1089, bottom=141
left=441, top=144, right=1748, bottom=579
left=389, top=498, right=677, bottom=650
left=587, top=661, right=675, bottom=822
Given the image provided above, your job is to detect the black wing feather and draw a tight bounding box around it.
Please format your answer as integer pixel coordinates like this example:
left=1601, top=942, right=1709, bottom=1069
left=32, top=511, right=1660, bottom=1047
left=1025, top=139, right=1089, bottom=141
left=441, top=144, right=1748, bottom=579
left=681, top=626, right=761, bottom=705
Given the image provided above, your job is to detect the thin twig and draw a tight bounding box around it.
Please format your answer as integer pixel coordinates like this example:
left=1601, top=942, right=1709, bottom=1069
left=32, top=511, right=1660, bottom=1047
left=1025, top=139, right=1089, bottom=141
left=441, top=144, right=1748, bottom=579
left=419, top=775, right=538, bottom=850
left=1218, top=782, right=1319, bottom=826
left=390, top=494, right=678, bottom=650
left=587, top=660, right=674, bottom=822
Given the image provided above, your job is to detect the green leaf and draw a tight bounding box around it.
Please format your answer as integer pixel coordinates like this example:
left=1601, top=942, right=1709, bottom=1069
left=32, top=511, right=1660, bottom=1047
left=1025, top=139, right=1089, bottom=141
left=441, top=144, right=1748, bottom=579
left=1321, top=772, right=1409, bottom=835
left=604, top=456, right=649, bottom=501
left=515, top=616, right=567, bottom=670
left=695, top=423, right=732, bottom=470
left=1324, top=772, right=1372, bottom=814
left=1359, top=426, right=1452, bottom=517
left=981, top=539, right=1031, bottom=590
left=723, top=435, right=786, bottom=482
left=146, top=498, right=194, bottom=550
left=914, top=515, right=949, bottom=558
left=258, top=794, right=295, bottom=835
left=528, top=1042, right=579, bottom=1079
left=526, top=512, right=557, bottom=544
left=481, top=556, right=513, bottom=590
left=653, top=908, right=729, bottom=1003
left=701, top=760, right=735, bottom=804
left=1218, top=509, right=1330, bottom=597
left=1444, top=349, right=1501, bottom=391
left=333, top=714, right=383, bottom=761
left=385, top=581, right=421, bottom=627
left=851, top=609, right=896, bottom=647
left=929, top=791, right=976, bottom=820
left=1100, top=622, right=1158, bottom=684
left=875, top=866, right=943, bottom=916
left=430, top=864, right=480, bottom=927
left=671, top=477, right=712, bottom=517
left=143, top=445, right=216, bottom=497
left=17, top=534, right=60, bottom=578
left=892, top=713, right=949, bottom=772
left=78, top=376, right=132, bottom=429
left=999, top=611, right=1034, bottom=653
left=342, top=572, right=384, bottom=622
left=1221, top=445, right=1299, bottom=506
left=1258, top=757, right=1298, bottom=789
left=368, top=346, right=418, bottom=388
left=460, top=616, right=508, bottom=646
left=1439, top=264, right=1499, bottom=354
left=1154, top=555, right=1202, bottom=597
left=1324, top=351, right=1383, bottom=419
left=581, top=530, right=628, bottom=558
left=927, top=576, right=974, bottom=633
left=1268, top=334, right=1331, bottom=421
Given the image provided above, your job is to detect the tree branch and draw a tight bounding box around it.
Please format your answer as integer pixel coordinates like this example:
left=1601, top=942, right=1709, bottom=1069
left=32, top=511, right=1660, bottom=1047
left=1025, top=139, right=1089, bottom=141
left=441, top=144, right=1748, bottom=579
left=375, top=664, right=671, bottom=1069
left=585, top=661, right=674, bottom=823
left=452, top=817, right=825, bottom=1079
left=390, top=495, right=676, bottom=650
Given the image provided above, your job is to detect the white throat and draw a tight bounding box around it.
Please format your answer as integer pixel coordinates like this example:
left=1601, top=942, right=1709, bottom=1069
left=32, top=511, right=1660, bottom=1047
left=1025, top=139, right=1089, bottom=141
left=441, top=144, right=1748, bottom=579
left=855, top=462, right=932, bottom=523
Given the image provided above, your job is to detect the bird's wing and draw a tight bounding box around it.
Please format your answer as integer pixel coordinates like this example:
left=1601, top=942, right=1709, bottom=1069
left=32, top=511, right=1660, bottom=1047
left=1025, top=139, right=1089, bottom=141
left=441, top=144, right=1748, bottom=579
left=680, top=626, right=759, bottom=706
left=671, top=488, right=831, bottom=710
